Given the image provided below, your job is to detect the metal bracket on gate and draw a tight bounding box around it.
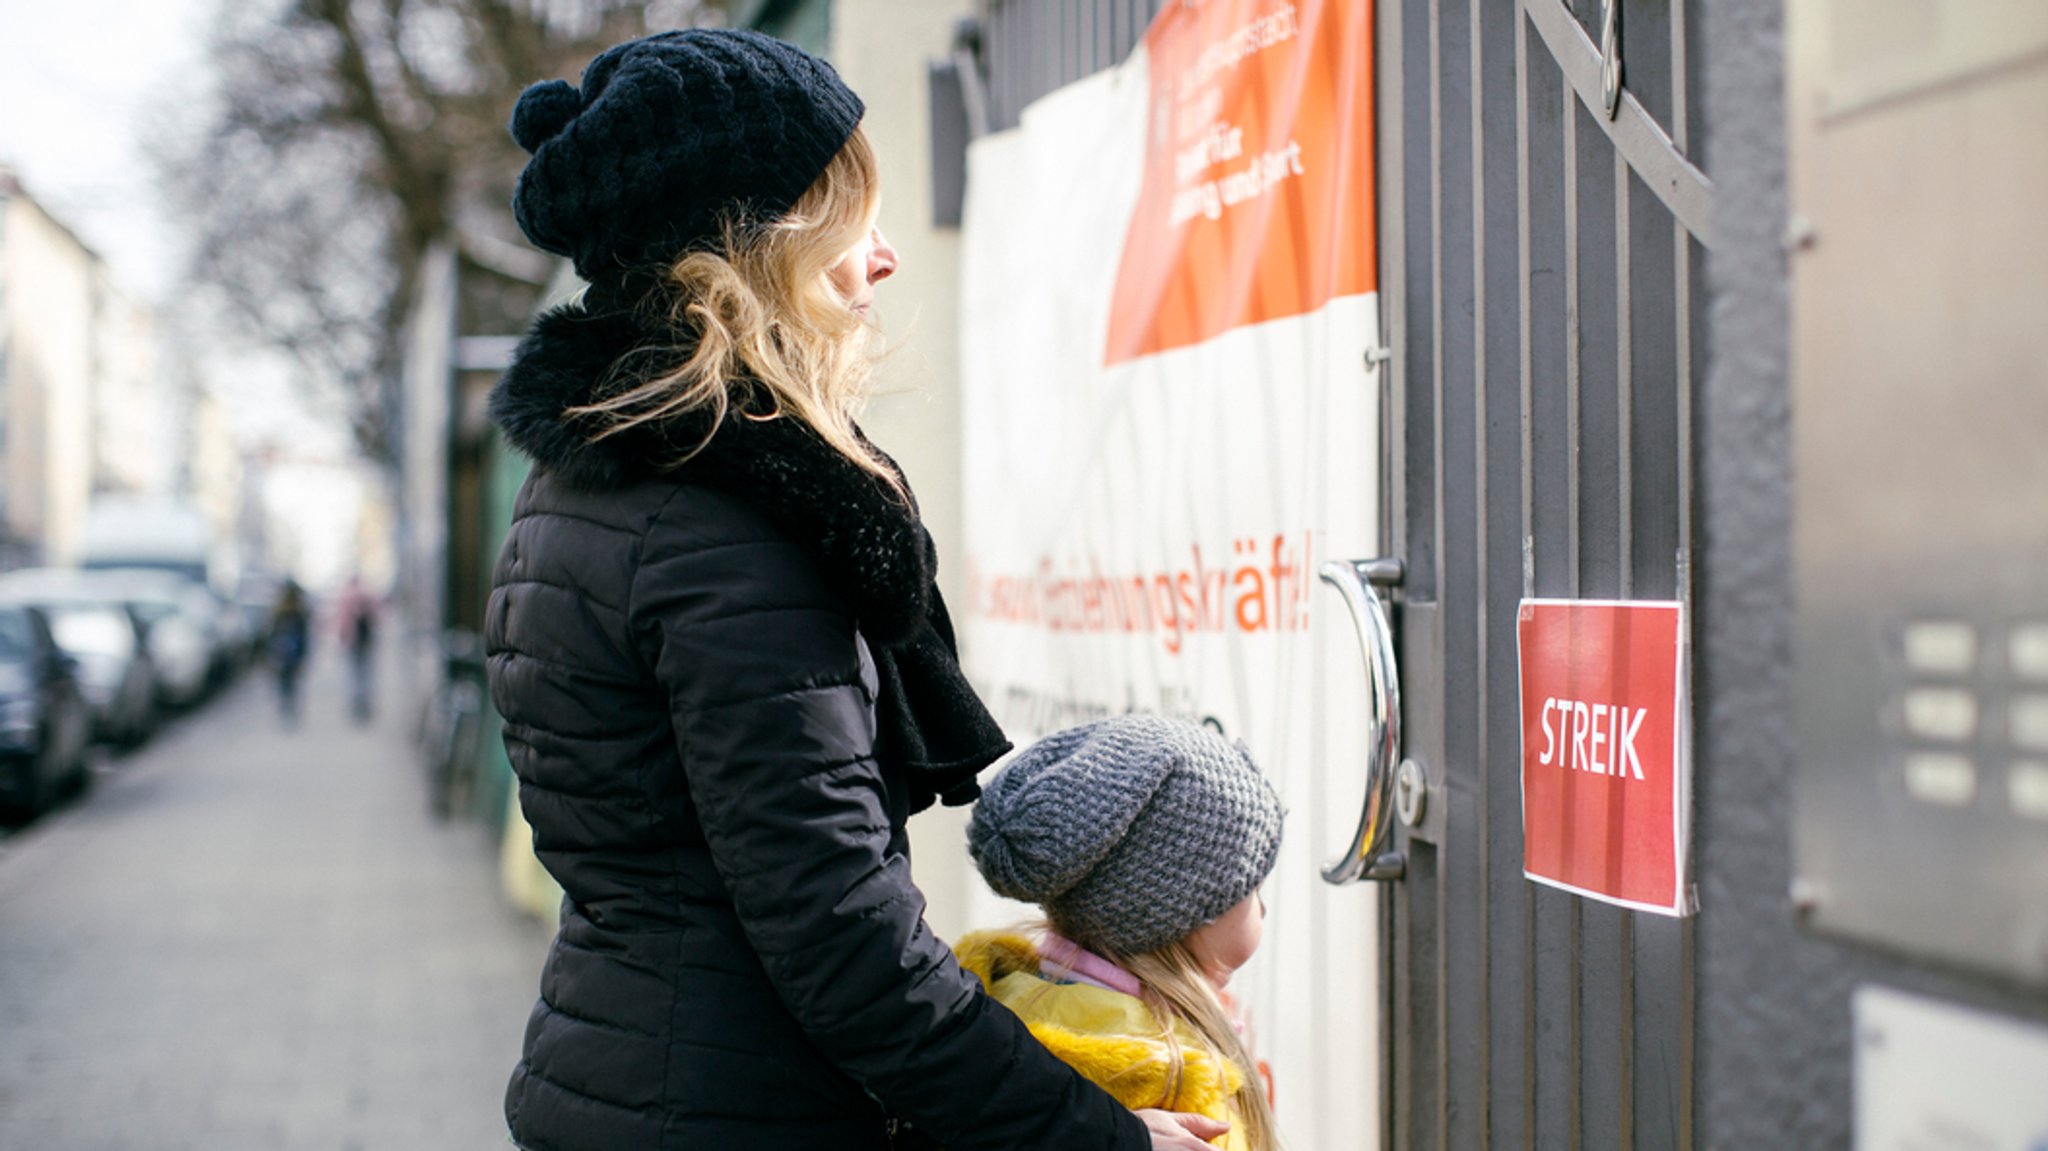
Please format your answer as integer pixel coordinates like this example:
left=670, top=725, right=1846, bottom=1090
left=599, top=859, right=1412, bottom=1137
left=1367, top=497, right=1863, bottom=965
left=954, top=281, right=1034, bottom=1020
left=1599, top=0, right=1623, bottom=120
left=1520, top=0, right=1713, bottom=243
left=1318, top=558, right=1407, bottom=884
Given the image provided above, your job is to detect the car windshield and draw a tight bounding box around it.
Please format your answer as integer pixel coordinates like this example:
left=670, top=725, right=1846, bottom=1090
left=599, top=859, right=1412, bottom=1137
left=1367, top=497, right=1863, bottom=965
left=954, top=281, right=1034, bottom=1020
left=50, top=608, right=134, bottom=658
left=0, top=610, right=30, bottom=662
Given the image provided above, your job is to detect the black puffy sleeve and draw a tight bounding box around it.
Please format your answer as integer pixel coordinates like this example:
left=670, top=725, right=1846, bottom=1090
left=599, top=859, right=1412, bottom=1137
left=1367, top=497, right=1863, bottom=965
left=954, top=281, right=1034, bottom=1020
left=630, top=488, right=1150, bottom=1151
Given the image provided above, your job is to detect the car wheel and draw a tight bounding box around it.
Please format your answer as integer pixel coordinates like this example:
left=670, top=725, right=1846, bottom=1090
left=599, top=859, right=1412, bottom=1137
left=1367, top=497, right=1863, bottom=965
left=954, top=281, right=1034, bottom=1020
left=64, top=724, right=92, bottom=796
left=27, top=736, right=57, bottom=816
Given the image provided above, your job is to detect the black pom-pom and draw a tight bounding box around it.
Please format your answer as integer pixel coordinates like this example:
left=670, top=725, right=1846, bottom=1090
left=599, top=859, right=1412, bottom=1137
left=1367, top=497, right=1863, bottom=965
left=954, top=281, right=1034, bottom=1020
left=511, top=79, right=582, bottom=153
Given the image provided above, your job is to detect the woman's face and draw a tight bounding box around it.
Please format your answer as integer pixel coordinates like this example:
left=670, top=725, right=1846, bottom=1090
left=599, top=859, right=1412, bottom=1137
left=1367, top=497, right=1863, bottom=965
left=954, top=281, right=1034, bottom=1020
left=825, top=225, right=898, bottom=316
left=1186, top=890, right=1265, bottom=989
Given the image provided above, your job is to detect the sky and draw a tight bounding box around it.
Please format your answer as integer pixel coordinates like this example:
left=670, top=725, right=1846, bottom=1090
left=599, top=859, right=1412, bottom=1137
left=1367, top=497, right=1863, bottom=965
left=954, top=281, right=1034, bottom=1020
left=0, top=0, right=213, bottom=301
left=0, top=0, right=377, bottom=459
left=1, top=0, right=374, bottom=588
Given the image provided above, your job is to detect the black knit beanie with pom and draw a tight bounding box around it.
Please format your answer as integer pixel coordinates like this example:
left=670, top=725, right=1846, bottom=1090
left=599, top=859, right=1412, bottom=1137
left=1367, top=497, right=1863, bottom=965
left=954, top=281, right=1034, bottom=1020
left=508, top=29, right=865, bottom=285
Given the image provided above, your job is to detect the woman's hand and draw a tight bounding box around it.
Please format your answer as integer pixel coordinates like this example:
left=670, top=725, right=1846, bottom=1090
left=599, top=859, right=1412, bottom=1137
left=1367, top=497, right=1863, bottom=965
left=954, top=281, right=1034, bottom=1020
left=1136, top=1108, right=1231, bottom=1148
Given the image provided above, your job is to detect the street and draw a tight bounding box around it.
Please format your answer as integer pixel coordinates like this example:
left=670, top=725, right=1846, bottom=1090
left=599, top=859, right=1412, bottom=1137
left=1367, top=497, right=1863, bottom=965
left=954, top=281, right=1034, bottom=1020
left=0, top=649, right=552, bottom=1150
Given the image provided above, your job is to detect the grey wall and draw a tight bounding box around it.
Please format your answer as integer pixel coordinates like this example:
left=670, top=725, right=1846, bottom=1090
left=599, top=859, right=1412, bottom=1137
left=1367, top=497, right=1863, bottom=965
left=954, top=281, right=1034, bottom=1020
left=1696, top=1, right=2048, bottom=1146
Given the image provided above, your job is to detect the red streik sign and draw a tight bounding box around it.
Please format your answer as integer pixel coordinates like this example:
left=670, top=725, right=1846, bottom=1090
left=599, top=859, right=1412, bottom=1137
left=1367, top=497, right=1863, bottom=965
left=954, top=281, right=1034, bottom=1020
left=1517, top=599, right=1694, bottom=917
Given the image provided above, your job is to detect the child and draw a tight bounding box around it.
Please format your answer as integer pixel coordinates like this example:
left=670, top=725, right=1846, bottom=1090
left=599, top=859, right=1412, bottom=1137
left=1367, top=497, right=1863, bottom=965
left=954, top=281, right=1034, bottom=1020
left=959, top=714, right=1286, bottom=1151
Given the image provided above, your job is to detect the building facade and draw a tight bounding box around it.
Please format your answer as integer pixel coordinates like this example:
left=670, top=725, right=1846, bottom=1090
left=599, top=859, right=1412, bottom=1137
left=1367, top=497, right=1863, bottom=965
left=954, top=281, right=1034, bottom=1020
left=0, top=167, right=180, bottom=571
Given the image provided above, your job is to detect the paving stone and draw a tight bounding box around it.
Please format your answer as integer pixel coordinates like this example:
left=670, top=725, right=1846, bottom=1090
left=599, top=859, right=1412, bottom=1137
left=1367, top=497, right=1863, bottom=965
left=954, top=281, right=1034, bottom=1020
left=0, top=648, right=553, bottom=1149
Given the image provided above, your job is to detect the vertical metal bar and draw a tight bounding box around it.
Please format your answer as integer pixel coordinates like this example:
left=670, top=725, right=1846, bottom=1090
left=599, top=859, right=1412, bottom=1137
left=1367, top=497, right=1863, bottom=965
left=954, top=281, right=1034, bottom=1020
left=1015, top=0, right=1027, bottom=126
left=1621, top=914, right=1637, bottom=1148
left=1432, top=0, right=1448, bottom=612
left=1064, top=0, right=1081, bottom=87
left=1672, top=4, right=1696, bottom=1150
left=1045, top=0, right=1057, bottom=89
left=1429, top=0, right=1452, bottom=1144
left=1672, top=0, right=1692, bottom=569
left=1562, top=78, right=1581, bottom=589
left=1671, top=0, right=1688, bottom=156
left=1614, top=146, right=1637, bottom=1151
left=1381, top=0, right=1407, bottom=572
left=1009, top=0, right=1024, bottom=127
left=999, top=0, right=1015, bottom=129
left=988, top=1, right=1004, bottom=132
left=1518, top=3, right=1535, bottom=566
left=1384, top=6, right=1417, bottom=1138
left=1616, top=150, right=1633, bottom=598
left=1068, top=0, right=1080, bottom=85
left=1085, top=0, right=1097, bottom=73
left=1562, top=68, right=1584, bottom=1151
left=1033, top=0, right=1048, bottom=109
left=1515, top=8, right=1539, bottom=1151
left=1009, top=0, right=1022, bottom=130
left=1522, top=11, right=1575, bottom=1144
left=1468, top=0, right=1495, bottom=1139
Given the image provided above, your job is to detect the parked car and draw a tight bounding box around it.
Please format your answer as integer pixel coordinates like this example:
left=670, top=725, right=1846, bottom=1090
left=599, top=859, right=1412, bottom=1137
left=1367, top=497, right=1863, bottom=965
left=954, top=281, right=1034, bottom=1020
left=0, top=587, right=157, bottom=747
left=0, top=603, right=94, bottom=820
left=77, top=569, right=216, bottom=709
left=98, top=569, right=246, bottom=689
left=0, top=568, right=210, bottom=712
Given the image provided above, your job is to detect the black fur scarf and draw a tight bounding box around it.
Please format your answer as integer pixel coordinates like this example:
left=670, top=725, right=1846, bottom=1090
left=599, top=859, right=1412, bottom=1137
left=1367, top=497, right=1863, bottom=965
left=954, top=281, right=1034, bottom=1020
left=488, top=298, right=1010, bottom=811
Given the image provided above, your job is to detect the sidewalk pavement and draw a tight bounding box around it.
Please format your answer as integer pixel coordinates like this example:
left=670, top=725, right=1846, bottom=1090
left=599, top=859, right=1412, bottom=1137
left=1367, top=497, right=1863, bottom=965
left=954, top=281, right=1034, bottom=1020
left=0, top=645, right=553, bottom=1151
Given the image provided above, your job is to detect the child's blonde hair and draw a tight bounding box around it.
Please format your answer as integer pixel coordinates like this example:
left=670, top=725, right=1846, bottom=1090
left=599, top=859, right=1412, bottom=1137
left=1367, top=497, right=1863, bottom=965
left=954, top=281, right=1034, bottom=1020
left=1091, top=934, right=1282, bottom=1151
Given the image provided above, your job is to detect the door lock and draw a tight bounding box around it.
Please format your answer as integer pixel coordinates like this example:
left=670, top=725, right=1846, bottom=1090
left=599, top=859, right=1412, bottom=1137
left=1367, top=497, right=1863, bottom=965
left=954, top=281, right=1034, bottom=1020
left=1395, top=758, right=1428, bottom=828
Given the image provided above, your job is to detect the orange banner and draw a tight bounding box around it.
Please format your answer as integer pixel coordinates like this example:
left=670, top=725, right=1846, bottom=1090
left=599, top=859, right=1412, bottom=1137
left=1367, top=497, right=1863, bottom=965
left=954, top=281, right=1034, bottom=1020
left=1104, top=0, right=1376, bottom=365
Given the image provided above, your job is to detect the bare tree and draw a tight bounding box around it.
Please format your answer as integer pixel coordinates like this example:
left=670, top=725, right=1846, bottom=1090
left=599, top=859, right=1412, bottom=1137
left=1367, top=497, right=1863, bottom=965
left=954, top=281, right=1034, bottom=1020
left=158, top=0, right=728, bottom=466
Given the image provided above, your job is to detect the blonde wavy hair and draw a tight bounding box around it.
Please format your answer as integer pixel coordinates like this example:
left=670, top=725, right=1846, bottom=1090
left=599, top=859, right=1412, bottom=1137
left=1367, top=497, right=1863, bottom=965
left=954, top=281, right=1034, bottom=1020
left=567, top=125, right=902, bottom=496
left=1112, top=937, right=1284, bottom=1151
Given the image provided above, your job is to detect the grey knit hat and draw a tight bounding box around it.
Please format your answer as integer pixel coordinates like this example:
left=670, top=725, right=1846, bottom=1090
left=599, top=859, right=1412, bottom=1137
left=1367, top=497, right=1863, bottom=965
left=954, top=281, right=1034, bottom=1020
left=967, top=714, right=1284, bottom=956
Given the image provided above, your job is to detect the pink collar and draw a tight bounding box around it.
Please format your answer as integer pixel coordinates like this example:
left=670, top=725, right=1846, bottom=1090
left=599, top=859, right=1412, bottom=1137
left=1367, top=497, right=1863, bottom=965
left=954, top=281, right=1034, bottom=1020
left=1039, top=932, right=1144, bottom=998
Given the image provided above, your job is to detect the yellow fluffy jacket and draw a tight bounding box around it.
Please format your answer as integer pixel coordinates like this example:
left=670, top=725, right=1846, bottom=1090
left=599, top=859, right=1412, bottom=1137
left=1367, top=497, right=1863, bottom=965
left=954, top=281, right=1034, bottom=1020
left=954, top=931, right=1249, bottom=1151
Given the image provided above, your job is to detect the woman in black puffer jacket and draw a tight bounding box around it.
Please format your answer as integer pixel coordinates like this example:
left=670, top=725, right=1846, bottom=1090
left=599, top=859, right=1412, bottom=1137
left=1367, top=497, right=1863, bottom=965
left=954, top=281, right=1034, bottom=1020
left=487, top=29, right=1228, bottom=1151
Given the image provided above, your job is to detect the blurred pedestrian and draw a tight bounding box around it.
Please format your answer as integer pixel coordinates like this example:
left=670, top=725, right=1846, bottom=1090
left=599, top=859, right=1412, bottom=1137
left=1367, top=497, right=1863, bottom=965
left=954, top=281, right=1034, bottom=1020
left=486, top=29, right=1215, bottom=1151
left=267, top=578, right=310, bottom=727
left=333, top=575, right=378, bottom=722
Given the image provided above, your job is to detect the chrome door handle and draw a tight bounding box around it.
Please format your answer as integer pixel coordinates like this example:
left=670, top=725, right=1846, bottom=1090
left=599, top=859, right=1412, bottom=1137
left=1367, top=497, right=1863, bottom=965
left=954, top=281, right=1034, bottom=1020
left=1318, top=558, right=1406, bottom=884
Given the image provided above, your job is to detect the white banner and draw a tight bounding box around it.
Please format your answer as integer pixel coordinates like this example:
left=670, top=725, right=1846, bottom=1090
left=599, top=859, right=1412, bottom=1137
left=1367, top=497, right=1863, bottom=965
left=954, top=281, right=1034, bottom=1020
left=958, top=2, right=1383, bottom=1146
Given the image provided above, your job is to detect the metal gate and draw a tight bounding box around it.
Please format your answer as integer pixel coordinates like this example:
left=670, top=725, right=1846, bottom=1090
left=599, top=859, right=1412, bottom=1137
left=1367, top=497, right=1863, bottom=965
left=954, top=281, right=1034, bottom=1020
left=1370, top=0, right=1710, bottom=1146
left=971, top=0, right=1713, bottom=1144
left=978, top=0, right=1162, bottom=131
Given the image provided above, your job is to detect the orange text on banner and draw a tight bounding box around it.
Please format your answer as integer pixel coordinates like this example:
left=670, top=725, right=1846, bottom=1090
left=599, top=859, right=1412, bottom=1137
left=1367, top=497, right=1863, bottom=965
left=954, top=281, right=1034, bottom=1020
left=1103, top=0, right=1377, bottom=366
left=965, top=532, right=1318, bottom=656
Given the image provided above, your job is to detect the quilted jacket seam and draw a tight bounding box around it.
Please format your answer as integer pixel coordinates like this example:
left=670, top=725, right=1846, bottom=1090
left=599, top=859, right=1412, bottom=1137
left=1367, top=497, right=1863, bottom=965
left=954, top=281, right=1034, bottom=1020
left=520, top=1068, right=666, bottom=1115
left=687, top=677, right=868, bottom=717
left=512, top=505, right=646, bottom=539
left=494, top=574, right=627, bottom=617
left=534, top=995, right=661, bottom=1040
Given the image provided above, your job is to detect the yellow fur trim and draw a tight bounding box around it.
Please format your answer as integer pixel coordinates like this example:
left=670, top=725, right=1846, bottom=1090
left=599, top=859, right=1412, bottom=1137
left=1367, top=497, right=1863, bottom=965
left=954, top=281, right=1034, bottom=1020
left=954, top=930, right=1041, bottom=988
left=1024, top=1020, right=1242, bottom=1115
left=952, top=931, right=1245, bottom=1121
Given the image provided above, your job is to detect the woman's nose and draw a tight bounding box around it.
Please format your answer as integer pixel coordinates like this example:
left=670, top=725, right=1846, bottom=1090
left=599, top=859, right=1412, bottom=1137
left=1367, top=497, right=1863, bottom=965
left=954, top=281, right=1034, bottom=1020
left=869, top=230, right=898, bottom=283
